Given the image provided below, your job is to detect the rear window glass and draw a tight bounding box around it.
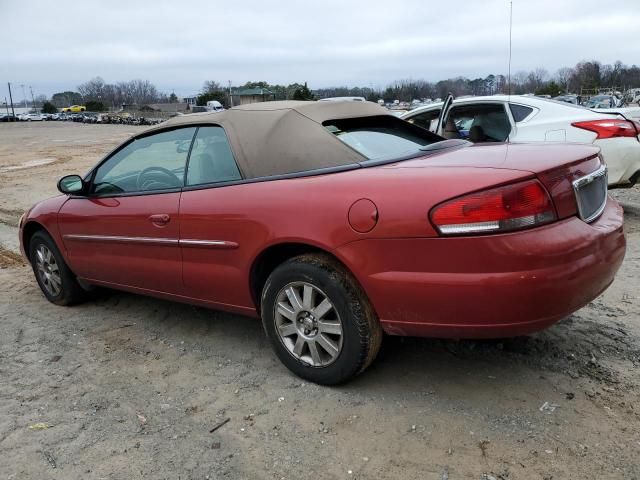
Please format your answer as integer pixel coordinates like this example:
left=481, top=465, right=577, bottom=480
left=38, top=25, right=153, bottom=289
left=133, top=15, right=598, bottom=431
left=323, top=115, right=442, bottom=161
left=509, top=103, right=534, bottom=122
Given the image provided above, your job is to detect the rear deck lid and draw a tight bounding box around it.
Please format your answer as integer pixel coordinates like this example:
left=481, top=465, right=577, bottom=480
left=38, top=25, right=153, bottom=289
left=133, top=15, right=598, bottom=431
left=385, top=142, right=603, bottom=219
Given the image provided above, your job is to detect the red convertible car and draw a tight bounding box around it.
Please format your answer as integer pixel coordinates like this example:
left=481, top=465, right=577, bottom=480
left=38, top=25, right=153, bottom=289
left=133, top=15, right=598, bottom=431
left=19, top=101, right=626, bottom=384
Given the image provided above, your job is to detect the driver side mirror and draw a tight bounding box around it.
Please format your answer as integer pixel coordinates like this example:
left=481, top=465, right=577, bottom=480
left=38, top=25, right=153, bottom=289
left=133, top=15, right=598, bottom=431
left=57, top=175, right=85, bottom=195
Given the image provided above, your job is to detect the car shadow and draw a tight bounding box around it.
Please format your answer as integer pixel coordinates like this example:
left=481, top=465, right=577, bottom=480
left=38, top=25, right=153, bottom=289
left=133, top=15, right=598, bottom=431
left=89, top=289, right=633, bottom=391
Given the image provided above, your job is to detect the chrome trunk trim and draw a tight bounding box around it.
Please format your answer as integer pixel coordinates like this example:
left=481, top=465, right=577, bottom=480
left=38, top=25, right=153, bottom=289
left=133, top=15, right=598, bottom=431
left=572, top=164, right=608, bottom=223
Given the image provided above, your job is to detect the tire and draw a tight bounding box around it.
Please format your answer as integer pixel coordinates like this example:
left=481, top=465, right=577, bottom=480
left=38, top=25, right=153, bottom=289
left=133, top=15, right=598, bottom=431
left=29, top=231, right=86, bottom=306
left=261, top=253, right=382, bottom=385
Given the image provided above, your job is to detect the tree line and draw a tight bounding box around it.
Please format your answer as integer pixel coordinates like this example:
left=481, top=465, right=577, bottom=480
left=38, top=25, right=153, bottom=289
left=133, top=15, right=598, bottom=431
left=38, top=58, right=640, bottom=112
left=320, top=60, right=640, bottom=102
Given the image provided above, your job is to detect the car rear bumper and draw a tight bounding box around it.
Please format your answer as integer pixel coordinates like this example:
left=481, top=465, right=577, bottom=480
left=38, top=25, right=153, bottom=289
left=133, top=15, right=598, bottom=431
left=336, top=197, right=626, bottom=338
left=597, top=137, right=640, bottom=185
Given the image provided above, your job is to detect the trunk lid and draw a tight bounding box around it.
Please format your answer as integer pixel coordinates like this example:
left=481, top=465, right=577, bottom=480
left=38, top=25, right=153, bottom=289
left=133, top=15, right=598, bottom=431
left=385, top=142, right=602, bottom=219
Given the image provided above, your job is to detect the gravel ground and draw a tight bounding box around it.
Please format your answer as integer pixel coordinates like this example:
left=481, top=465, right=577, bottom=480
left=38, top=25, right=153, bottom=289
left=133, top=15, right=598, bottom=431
left=0, top=122, right=639, bottom=479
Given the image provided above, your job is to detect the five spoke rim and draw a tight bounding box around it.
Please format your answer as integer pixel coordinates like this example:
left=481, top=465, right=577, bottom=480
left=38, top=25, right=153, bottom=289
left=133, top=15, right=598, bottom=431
left=35, top=244, right=62, bottom=297
left=274, top=282, right=343, bottom=367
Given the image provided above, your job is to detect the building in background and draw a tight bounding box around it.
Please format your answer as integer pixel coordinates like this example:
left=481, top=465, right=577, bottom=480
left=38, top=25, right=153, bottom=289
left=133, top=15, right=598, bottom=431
left=230, top=88, right=275, bottom=106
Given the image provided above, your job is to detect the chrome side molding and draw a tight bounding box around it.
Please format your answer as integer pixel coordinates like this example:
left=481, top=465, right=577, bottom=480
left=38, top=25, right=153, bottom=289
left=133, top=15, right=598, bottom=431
left=64, top=234, right=238, bottom=249
left=179, top=239, right=239, bottom=249
left=63, top=234, right=178, bottom=246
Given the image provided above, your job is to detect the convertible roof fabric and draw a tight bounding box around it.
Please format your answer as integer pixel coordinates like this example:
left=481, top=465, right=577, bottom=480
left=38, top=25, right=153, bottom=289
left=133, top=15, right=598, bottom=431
left=143, top=101, right=391, bottom=179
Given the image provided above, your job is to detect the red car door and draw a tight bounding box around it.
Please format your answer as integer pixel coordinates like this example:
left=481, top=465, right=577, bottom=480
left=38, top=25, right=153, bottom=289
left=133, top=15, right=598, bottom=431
left=177, top=126, right=254, bottom=312
left=58, top=127, right=197, bottom=294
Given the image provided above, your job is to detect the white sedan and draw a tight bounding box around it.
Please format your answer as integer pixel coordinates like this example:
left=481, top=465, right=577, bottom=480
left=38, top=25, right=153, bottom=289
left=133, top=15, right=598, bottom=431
left=19, top=113, right=44, bottom=121
left=401, top=95, right=640, bottom=187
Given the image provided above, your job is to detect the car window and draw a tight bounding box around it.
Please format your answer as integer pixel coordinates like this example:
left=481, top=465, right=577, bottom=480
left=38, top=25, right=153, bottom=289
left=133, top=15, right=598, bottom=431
left=91, top=127, right=197, bottom=195
left=186, top=126, right=242, bottom=185
left=324, top=115, right=442, bottom=161
left=406, top=109, right=441, bottom=132
left=509, top=103, right=534, bottom=122
left=446, top=103, right=512, bottom=143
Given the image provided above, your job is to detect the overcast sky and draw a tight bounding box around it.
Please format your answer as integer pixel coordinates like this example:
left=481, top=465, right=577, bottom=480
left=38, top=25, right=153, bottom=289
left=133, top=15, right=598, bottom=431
left=2, top=0, right=639, bottom=99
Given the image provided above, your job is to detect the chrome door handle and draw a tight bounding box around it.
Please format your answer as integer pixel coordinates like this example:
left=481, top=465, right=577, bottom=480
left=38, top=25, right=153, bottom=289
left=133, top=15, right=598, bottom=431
left=149, top=214, right=171, bottom=225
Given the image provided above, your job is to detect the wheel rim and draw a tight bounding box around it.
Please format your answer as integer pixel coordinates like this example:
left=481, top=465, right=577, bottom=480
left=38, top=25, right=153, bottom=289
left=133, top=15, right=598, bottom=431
left=35, top=244, right=62, bottom=297
left=274, top=282, right=343, bottom=367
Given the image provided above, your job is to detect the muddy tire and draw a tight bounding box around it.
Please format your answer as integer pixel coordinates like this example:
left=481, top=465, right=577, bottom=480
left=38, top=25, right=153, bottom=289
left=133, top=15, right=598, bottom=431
left=261, top=253, right=382, bottom=385
left=29, top=231, right=86, bottom=306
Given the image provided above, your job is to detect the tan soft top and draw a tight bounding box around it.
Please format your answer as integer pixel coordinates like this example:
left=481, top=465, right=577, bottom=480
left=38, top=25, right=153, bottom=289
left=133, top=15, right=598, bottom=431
left=143, top=101, right=391, bottom=179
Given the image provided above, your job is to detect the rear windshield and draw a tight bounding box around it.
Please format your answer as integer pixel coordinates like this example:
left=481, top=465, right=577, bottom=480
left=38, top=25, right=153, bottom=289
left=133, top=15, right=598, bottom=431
left=323, top=115, right=443, bottom=161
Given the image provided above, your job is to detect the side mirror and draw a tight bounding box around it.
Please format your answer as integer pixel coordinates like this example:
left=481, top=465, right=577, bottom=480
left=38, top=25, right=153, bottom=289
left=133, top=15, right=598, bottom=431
left=57, top=175, right=85, bottom=195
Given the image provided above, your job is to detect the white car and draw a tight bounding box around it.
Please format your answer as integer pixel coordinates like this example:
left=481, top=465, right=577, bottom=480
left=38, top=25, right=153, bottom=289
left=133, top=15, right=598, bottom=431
left=20, top=113, right=44, bottom=121
left=318, top=96, right=366, bottom=102
left=401, top=95, right=640, bottom=187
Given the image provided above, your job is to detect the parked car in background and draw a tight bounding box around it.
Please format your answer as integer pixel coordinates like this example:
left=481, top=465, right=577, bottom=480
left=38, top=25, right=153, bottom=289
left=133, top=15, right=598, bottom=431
left=401, top=95, right=640, bottom=187
left=624, top=88, right=640, bottom=105
left=553, top=94, right=579, bottom=105
left=82, top=113, right=99, bottom=123
left=21, top=113, right=44, bottom=121
left=61, top=105, right=86, bottom=112
left=318, top=97, right=366, bottom=102
left=19, top=101, right=625, bottom=384
left=0, top=112, right=18, bottom=122
left=584, top=95, right=622, bottom=109
left=206, top=100, right=225, bottom=112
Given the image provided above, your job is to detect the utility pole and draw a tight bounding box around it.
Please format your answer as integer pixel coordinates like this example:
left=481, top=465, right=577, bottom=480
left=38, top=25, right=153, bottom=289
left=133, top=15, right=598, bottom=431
left=7, top=82, right=15, bottom=118
left=30, top=86, right=36, bottom=111
left=4, top=97, right=9, bottom=115
left=228, top=80, right=232, bottom=107
left=20, top=84, right=27, bottom=108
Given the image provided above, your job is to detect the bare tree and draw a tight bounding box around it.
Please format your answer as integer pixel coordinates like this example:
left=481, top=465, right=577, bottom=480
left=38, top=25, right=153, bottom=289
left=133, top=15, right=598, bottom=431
left=203, top=80, right=223, bottom=93
left=555, top=67, right=574, bottom=92
left=78, top=77, right=106, bottom=101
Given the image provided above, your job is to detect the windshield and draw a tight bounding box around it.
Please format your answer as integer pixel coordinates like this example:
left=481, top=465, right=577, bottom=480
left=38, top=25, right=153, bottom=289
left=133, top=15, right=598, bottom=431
left=324, top=115, right=443, bottom=161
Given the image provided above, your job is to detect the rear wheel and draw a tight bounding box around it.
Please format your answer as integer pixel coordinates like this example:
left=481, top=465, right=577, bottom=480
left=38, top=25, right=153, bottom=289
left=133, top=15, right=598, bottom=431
left=29, top=231, right=86, bottom=306
left=261, top=254, right=382, bottom=384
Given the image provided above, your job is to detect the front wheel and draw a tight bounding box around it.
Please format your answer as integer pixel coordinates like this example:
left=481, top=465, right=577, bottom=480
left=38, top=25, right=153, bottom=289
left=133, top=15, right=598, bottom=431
left=29, top=231, right=86, bottom=306
left=261, top=254, right=382, bottom=385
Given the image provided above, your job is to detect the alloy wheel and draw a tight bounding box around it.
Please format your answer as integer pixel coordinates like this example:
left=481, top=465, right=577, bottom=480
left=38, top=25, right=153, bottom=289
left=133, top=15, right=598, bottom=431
left=35, top=244, right=62, bottom=297
left=273, top=282, right=343, bottom=367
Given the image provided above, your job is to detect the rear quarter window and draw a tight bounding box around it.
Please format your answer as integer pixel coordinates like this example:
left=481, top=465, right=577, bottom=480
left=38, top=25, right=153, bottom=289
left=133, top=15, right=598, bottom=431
left=509, top=103, right=534, bottom=122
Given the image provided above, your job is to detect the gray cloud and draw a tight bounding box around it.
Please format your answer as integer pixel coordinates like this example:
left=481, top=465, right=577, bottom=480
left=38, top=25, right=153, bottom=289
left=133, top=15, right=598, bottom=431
left=2, top=0, right=639, bottom=98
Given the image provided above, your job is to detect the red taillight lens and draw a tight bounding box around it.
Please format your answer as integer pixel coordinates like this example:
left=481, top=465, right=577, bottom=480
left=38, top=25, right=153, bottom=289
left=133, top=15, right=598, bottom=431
left=572, top=119, right=638, bottom=139
left=430, top=179, right=556, bottom=235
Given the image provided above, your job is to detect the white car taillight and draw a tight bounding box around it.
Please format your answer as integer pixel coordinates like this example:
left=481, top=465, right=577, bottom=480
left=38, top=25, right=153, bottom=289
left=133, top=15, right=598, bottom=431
left=572, top=119, right=638, bottom=139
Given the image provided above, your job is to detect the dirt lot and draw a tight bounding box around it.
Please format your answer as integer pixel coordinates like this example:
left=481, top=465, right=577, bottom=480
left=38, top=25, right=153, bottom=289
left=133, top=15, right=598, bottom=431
left=0, top=122, right=639, bottom=479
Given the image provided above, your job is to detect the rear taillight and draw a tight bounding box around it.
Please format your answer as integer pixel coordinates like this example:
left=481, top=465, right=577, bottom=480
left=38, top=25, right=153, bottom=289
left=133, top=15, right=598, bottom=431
left=430, top=179, right=556, bottom=235
left=572, top=119, right=638, bottom=139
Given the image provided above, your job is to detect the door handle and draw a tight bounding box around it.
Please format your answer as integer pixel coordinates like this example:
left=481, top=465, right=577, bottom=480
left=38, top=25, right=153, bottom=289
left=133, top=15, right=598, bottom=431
left=149, top=214, right=171, bottom=226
